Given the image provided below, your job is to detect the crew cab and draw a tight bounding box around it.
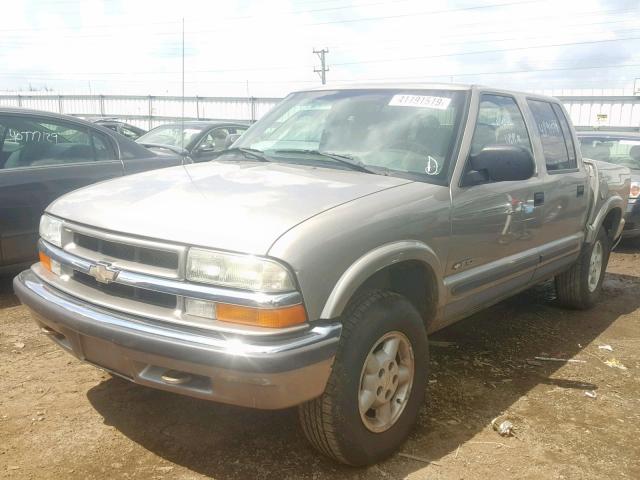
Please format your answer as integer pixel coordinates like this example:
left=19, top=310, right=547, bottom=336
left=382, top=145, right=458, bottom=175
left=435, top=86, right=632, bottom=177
left=14, top=85, right=630, bottom=466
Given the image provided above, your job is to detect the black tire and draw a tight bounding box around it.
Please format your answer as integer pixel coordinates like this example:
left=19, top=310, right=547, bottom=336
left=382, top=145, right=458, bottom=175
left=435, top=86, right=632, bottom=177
left=298, top=290, right=429, bottom=466
left=555, top=226, right=610, bottom=309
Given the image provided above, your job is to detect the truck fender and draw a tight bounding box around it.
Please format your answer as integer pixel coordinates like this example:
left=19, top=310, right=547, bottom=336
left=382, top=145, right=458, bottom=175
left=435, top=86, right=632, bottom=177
left=319, top=240, right=444, bottom=319
left=585, top=195, right=626, bottom=244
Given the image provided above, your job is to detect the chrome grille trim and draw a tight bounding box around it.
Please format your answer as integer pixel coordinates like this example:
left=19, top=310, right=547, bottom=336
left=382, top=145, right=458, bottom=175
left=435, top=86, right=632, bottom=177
left=37, top=239, right=306, bottom=336
left=61, top=221, right=186, bottom=279
left=41, top=240, right=302, bottom=309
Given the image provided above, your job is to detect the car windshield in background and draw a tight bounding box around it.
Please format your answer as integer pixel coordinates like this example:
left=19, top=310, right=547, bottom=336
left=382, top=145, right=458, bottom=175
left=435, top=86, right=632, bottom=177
left=137, top=125, right=203, bottom=149
left=579, top=136, right=640, bottom=170
left=233, top=89, right=467, bottom=183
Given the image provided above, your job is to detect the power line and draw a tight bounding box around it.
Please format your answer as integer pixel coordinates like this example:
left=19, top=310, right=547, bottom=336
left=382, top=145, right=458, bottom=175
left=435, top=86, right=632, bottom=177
left=329, top=62, right=640, bottom=82
left=2, top=32, right=637, bottom=78
left=3, top=60, right=639, bottom=86
left=330, top=34, right=640, bottom=67
left=0, top=0, right=553, bottom=37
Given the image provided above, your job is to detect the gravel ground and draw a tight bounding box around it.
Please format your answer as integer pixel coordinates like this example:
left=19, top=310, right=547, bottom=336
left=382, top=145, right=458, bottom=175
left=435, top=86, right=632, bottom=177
left=1, top=247, right=639, bottom=479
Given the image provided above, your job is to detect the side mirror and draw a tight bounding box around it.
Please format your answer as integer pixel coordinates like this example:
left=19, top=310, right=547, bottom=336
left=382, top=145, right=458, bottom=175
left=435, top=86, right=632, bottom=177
left=196, top=144, right=216, bottom=154
left=225, top=133, right=241, bottom=149
left=467, top=145, right=534, bottom=184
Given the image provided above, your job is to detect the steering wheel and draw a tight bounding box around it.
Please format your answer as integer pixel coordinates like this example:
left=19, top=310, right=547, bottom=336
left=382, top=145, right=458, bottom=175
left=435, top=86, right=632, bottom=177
left=385, top=141, right=441, bottom=176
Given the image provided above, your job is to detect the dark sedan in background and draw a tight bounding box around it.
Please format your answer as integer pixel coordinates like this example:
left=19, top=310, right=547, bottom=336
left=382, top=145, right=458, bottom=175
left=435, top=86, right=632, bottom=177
left=136, top=120, right=249, bottom=162
left=92, top=118, right=147, bottom=140
left=577, top=131, right=640, bottom=244
left=0, top=107, right=184, bottom=274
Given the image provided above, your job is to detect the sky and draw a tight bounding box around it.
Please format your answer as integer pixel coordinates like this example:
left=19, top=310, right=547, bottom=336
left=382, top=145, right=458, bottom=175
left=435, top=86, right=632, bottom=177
left=1, top=0, right=640, bottom=97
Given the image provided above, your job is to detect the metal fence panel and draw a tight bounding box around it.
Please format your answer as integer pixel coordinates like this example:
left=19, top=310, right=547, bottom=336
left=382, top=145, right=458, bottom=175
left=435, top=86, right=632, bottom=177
left=1, top=92, right=638, bottom=130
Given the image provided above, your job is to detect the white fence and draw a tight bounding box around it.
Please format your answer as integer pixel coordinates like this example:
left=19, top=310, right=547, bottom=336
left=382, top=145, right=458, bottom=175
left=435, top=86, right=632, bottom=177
left=1, top=92, right=639, bottom=131
left=0, top=94, right=282, bottom=129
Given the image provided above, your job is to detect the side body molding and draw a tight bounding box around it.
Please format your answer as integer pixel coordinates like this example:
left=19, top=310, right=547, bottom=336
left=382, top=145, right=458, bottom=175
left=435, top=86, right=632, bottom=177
left=319, top=241, right=444, bottom=320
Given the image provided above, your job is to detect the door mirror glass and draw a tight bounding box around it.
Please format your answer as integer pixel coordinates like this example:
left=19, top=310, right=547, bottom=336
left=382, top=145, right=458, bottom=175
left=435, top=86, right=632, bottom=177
left=469, top=145, right=535, bottom=183
left=196, top=144, right=216, bottom=153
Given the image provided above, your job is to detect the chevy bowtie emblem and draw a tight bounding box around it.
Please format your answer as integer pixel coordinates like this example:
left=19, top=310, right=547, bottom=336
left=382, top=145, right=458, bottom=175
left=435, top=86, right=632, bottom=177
left=88, top=262, right=120, bottom=284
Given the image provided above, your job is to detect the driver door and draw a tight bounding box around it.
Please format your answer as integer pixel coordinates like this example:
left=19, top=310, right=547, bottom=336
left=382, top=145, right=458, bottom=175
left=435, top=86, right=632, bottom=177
left=443, top=93, right=545, bottom=322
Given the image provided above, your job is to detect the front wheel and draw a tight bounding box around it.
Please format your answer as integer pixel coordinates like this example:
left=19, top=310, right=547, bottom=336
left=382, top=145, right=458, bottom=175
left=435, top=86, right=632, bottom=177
left=298, top=290, right=429, bottom=466
left=555, top=226, right=611, bottom=309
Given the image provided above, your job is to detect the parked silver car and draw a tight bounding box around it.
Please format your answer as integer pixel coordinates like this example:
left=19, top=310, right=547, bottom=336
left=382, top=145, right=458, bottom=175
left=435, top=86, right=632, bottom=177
left=14, top=84, right=630, bottom=465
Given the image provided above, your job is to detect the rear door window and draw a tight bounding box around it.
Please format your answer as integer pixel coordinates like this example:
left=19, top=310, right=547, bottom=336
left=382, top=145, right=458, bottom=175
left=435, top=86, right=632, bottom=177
left=527, top=100, right=577, bottom=171
left=0, top=116, right=115, bottom=169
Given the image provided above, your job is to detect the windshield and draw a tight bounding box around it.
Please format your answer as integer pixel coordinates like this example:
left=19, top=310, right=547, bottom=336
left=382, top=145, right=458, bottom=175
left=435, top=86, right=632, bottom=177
left=579, top=136, right=640, bottom=170
left=137, top=125, right=203, bottom=149
left=234, top=89, right=467, bottom=183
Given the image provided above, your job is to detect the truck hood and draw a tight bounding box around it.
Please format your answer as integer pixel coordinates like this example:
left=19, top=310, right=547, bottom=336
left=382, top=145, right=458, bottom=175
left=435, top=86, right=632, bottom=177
left=48, top=161, right=411, bottom=254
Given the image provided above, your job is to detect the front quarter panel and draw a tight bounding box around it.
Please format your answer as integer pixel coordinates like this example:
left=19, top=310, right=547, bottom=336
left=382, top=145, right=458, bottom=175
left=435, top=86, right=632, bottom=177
left=267, top=182, right=451, bottom=323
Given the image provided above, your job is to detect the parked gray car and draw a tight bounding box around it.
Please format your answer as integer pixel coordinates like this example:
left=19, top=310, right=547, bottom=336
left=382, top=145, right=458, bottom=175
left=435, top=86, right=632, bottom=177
left=136, top=120, right=249, bottom=162
left=14, top=85, right=630, bottom=466
left=577, top=131, right=640, bottom=243
left=0, top=108, right=185, bottom=275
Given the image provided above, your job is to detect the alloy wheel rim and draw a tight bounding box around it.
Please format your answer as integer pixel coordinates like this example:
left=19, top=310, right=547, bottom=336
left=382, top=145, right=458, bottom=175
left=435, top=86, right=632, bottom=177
left=587, top=240, right=603, bottom=293
left=358, top=331, right=415, bottom=433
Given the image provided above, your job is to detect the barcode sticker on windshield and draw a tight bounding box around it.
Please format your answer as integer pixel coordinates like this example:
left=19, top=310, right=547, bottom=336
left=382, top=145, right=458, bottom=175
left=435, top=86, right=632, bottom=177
left=388, top=94, right=451, bottom=110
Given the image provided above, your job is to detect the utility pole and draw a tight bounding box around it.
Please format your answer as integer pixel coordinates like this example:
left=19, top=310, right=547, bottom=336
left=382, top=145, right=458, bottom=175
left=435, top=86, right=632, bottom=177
left=313, top=48, right=329, bottom=85
left=181, top=17, right=185, bottom=152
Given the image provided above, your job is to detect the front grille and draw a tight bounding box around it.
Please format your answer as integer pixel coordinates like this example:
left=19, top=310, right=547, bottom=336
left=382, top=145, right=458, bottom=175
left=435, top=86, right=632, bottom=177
left=73, top=270, right=177, bottom=309
left=75, top=233, right=179, bottom=270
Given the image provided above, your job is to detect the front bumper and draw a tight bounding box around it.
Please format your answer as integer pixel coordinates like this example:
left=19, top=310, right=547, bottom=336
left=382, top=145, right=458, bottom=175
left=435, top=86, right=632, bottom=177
left=622, top=199, right=640, bottom=238
left=14, top=269, right=341, bottom=409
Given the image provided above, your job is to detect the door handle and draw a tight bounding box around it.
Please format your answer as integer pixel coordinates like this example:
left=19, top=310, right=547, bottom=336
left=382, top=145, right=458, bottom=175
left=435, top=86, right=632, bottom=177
left=577, top=184, right=585, bottom=197
left=534, top=192, right=544, bottom=206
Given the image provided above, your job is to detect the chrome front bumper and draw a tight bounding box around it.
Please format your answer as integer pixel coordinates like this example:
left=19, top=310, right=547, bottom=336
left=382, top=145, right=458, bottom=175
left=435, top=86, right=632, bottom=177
left=14, top=269, right=341, bottom=409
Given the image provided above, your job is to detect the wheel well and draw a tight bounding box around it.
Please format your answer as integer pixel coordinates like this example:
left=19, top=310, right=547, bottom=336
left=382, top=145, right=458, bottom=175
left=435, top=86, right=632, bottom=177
left=601, top=208, right=622, bottom=241
left=351, top=260, right=437, bottom=329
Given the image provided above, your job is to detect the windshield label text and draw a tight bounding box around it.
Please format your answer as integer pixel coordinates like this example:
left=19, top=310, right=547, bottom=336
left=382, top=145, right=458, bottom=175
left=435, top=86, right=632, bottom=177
left=388, top=94, right=451, bottom=110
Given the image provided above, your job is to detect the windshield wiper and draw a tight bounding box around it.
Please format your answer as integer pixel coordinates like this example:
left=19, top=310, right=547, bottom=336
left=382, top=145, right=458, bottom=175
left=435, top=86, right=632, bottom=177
left=213, top=147, right=270, bottom=162
left=272, top=149, right=376, bottom=174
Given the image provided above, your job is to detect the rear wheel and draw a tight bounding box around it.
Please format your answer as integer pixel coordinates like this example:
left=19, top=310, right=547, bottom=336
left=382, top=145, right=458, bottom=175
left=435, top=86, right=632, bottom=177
left=555, top=226, right=610, bottom=309
left=298, top=290, right=429, bottom=466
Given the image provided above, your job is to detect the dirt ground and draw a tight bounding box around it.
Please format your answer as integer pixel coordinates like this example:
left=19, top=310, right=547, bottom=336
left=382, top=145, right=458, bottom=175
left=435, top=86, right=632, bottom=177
left=1, top=246, right=639, bottom=480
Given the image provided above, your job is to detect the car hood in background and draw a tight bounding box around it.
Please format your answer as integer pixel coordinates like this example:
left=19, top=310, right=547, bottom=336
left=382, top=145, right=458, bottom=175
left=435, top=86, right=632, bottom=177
left=47, top=161, right=412, bottom=254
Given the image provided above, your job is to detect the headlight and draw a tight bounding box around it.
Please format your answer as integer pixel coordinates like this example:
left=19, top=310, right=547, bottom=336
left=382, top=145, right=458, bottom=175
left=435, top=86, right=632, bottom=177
left=186, top=248, right=295, bottom=292
left=630, top=181, right=639, bottom=199
left=39, top=215, right=63, bottom=247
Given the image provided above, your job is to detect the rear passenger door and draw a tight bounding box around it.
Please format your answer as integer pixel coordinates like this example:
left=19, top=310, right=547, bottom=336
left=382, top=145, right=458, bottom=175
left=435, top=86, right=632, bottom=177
left=0, top=114, right=123, bottom=269
left=525, top=100, right=589, bottom=281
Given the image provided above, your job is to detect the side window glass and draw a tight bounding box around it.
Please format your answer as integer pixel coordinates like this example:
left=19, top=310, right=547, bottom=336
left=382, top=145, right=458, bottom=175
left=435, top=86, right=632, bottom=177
left=201, top=128, right=229, bottom=152
left=1, top=117, right=98, bottom=169
left=121, top=127, right=139, bottom=140
left=527, top=100, right=573, bottom=171
left=551, top=104, right=577, bottom=167
left=470, top=95, right=531, bottom=156
left=91, top=132, right=114, bottom=160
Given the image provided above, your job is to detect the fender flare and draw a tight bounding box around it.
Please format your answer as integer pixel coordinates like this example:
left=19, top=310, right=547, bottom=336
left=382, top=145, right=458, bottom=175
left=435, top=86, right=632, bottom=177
left=585, top=195, right=625, bottom=244
left=319, top=240, right=444, bottom=319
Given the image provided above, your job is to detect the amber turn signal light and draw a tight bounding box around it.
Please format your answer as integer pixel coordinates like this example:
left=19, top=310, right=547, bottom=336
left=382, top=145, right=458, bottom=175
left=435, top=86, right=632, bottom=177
left=39, top=251, right=52, bottom=272
left=216, top=303, right=307, bottom=328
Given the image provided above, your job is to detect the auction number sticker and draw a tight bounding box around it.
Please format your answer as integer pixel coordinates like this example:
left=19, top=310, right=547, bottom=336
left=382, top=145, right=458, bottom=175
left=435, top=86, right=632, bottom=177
left=388, top=94, right=451, bottom=110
